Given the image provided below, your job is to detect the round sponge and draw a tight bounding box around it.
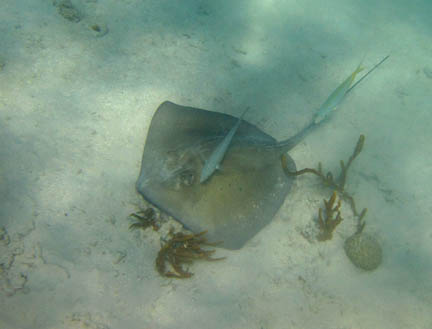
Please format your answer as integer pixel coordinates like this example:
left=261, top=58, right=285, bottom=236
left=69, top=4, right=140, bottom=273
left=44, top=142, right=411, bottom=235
left=344, top=233, right=382, bottom=271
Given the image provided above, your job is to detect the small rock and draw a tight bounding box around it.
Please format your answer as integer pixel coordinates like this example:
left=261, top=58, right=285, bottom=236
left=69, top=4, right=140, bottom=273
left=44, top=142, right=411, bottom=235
left=89, top=23, right=109, bottom=38
left=0, top=227, right=10, bottom=246
left=113, top=250, right=126, bottom=264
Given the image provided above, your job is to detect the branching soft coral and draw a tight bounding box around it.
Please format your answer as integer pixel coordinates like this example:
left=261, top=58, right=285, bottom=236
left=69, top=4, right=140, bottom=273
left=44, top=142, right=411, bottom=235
left=316, top=191, right=343, bottom=241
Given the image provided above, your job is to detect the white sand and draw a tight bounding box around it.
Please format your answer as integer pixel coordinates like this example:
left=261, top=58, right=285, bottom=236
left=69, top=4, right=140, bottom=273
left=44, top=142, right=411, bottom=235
left=1, top=0, right=431, bottom=328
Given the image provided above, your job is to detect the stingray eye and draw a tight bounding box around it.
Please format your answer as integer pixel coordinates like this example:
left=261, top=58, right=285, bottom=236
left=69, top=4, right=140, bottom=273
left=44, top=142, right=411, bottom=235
left=161, top=148, right=200, bottom=190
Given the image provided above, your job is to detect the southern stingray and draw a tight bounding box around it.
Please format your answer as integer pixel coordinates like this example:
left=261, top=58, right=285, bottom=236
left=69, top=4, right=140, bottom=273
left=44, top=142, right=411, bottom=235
left=136, top=101, right=314, bottom=249
left=136, top=57, right=388, bottom=250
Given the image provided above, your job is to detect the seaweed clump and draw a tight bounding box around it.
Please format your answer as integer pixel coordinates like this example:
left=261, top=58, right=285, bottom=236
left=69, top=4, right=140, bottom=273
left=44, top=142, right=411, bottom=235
left=156, top=230, right=225, bottom=278
left=129, top=208, right=160, bottom=231
left=282, top=135, right=368, bottom=240
left=54, top=0, right=82, bottom=22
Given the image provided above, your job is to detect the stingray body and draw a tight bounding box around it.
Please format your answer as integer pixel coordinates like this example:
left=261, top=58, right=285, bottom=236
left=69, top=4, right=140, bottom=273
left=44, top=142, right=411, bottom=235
left=136, top=101, right=304, bottom=249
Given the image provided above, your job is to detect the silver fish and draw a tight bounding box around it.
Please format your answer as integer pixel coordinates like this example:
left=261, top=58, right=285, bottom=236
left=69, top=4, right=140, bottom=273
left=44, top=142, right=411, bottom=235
left=200, top=107, right=250, bottom=183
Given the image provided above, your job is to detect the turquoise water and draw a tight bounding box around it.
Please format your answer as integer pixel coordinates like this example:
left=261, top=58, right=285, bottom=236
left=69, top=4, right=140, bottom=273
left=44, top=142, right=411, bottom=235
left=0, top=1, right=431, bottom=328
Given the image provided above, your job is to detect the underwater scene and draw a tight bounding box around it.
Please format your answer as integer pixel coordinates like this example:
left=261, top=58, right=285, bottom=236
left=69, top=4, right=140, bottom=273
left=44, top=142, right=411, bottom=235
left=0, top=0, right=431, bottom=328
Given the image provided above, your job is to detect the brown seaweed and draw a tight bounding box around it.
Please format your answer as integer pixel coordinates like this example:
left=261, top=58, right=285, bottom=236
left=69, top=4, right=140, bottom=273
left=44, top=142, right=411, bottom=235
left=281, top=134, right=368, bottom=230
left=155, top=230, right=225, bottom=278
left=355, top=208, right=367, bottom=234
left=317, top=191, right=343, bottom=241
left=282, top=135, right=363, bottom=200
left=129, top=208, right=160, bottom=231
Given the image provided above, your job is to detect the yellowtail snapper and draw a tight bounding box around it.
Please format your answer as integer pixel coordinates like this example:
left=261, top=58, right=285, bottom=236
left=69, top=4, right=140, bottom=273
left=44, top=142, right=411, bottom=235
left=314, top=55, right=389, bottom=124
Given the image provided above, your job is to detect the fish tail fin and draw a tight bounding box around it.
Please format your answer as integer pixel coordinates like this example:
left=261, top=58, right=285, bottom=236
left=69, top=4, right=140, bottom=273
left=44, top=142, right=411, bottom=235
left=359, top=52, right=367, bottom=67
left=355, top=64, right=365, bottom=74
left=355, top=52, right=368, bottom=74
left=350, top=61, right=365, bottom=86
left=354, top=58, right=366, bottom=77
left=346, top=55, right=390, bottom=94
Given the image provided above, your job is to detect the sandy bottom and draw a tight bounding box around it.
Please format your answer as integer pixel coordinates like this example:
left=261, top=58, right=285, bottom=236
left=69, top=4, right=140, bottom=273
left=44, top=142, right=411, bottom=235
left=1, top=0, right=431, bottom=328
